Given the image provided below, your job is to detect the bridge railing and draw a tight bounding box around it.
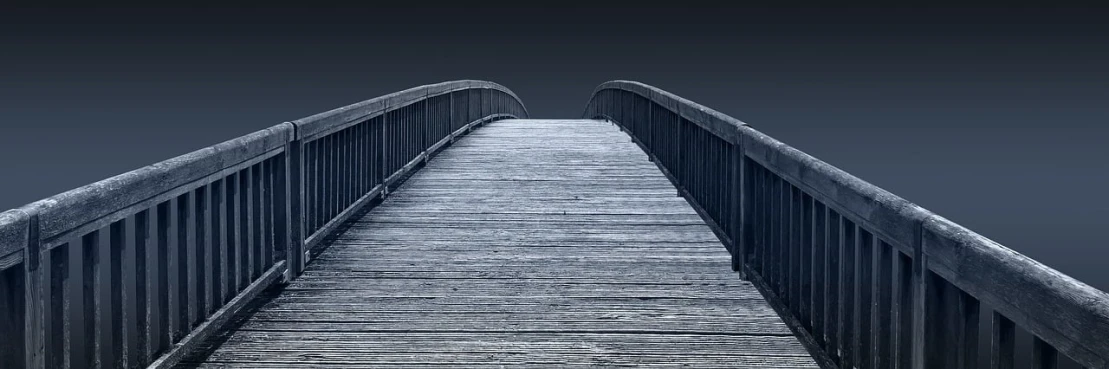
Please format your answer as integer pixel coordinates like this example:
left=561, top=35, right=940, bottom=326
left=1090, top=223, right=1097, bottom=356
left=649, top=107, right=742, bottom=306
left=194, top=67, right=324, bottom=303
left=0, top=80, right=527, bottom=369
left=584, top=80, right=1109, bottom=369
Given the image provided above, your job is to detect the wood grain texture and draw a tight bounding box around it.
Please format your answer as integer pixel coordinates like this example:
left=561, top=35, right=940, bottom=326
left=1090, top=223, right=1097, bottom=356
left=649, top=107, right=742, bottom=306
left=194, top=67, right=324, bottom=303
left=178, top=119, right=817, bottom=368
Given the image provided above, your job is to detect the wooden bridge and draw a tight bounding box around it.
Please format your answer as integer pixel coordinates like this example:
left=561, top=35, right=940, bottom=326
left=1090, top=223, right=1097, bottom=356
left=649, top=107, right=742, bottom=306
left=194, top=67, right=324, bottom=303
left=1, top=81, right=1107, bottom=368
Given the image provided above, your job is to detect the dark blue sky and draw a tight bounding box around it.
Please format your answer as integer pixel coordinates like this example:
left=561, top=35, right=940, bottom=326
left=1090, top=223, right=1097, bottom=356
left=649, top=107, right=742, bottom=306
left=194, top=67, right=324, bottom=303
left=2, top=3, right=1108, bottom=291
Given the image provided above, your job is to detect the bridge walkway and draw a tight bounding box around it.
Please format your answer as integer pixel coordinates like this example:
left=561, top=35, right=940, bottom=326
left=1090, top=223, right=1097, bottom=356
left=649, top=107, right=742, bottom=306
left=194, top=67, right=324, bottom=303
left=178, top=119, right=818, bottom=368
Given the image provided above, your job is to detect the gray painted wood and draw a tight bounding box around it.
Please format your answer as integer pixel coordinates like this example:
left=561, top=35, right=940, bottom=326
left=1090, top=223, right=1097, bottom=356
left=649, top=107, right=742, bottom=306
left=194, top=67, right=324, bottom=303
left=178, top=119, right=817, bottom=367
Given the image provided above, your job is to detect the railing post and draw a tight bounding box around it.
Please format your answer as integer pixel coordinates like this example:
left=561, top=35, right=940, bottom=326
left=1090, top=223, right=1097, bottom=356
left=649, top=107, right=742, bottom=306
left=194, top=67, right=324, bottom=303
left=676, top=118, right=684, bottom=196
left=448, top=91, right=455, bottom=143
left=282, top=126, right=305, bottom=282
left=910, top=223, right=928, bottom=369
left=423, top=90, right=430, bottom=161
left=380, top=111, right=390, bottom=198
left=646, top=98, right=653, bottom=153
left=24, top=213, right=43, bottom=369
left=731, top=139, right=747, bottom=278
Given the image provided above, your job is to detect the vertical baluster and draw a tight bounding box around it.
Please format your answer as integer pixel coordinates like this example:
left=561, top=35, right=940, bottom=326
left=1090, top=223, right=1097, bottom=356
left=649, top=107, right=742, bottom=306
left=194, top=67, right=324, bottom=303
left=786, top=184, right=797, bottom=309
left=272, top=153, right=289, bottom=275
left=955, top=290, right=980, bottom=368
left=322, top=136, right=332, bottom=223
left=262, top=159, right=274, bottom=271
left=318, top=136, right=327, bottom=223
left=239, top=168, right=251, bottom=287
left=315, top=139, right=324, bottom=233
left=921, top=271, right=947, bottom=368
left=812, top=200, right=826, bottom=347
left=224, top=173, right=238, bottom=299
left=331, top=133, right=339, bottom=219
left=174, top=193, right=190, bottom=342
left=779, top=179, right=790, bottom=300
left=347, top=128, right=355, bottom=206
left=356, top=123, right=364, bottom=197
left=939, top=281, right=961, bottom=368
left=769, top=175, right=780, bottom=292
left=210, top=180, right=224, bottom=311
left=799, top=190, right=811, bottom=326
left=252, top=163, right=264, bottom=278
left=339, top=129, right=348, bottom=210
left=855, top=229, right=874, bottom=369
left=991, top=312, right=1015, bottom=369
left=306, top=140, right=316, bottom=234
left=195, top=186, right=209, bottom=326
left=0, top=260, right=25, bottom=366
left=749, top=163, right=761, bottom=275
left=874, top=241, right=894, bottom=368
left=91, top=229, right=111, bottom=368
left=1031, top=337, right=1058, bottom=369
left=372, top=117, right=378, bottom=185
left=107, top=221, right=125, bottom=368
left=46, top=243, right=67, bottom=368
left=732, top=145, right=746, bottom=275
left=825, top=208, right=841, bottom=361
left=840, top=218, right=856, bottom=367
left=154, top=202, right=170, bottom=357
left=134, top=210, right=151, bottom=366
left=761, top=167, right=770, bottom=279
left=893, top=251, right=914, bottom=369
left=752, top=166, right=764, bottom=276
left=377, top=117, right=384, bottom=189
left=75, top=231, right=96, bottom=368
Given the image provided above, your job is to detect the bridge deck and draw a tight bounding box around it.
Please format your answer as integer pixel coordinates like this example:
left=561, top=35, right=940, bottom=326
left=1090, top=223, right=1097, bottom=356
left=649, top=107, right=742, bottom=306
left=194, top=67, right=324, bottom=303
left=180, top=119, right=818, bottom=368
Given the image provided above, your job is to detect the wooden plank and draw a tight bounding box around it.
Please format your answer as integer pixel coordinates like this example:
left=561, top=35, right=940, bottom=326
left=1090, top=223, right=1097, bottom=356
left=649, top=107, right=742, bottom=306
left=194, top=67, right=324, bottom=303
left=179, top=119, right=817, bottom=367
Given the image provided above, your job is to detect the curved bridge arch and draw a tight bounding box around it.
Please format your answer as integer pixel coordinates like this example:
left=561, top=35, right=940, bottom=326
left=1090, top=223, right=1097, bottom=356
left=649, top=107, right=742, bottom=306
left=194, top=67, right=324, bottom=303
left=0, top=79, right=1106, bottom=368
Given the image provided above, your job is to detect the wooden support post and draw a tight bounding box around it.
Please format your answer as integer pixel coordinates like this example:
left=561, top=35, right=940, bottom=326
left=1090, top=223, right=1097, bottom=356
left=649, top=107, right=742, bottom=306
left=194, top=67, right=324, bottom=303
left=731, top=140, right=747, bottom=278
left=24, top=212, right=45, bottom=368
left=911, top=224, right=929, bottom=369
left=283, top=133, right=305, bottom=282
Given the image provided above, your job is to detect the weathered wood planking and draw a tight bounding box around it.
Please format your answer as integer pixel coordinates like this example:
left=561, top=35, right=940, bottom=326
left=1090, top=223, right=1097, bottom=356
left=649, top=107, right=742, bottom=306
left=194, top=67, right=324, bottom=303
left=178, top=119, right=818, bottom=368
